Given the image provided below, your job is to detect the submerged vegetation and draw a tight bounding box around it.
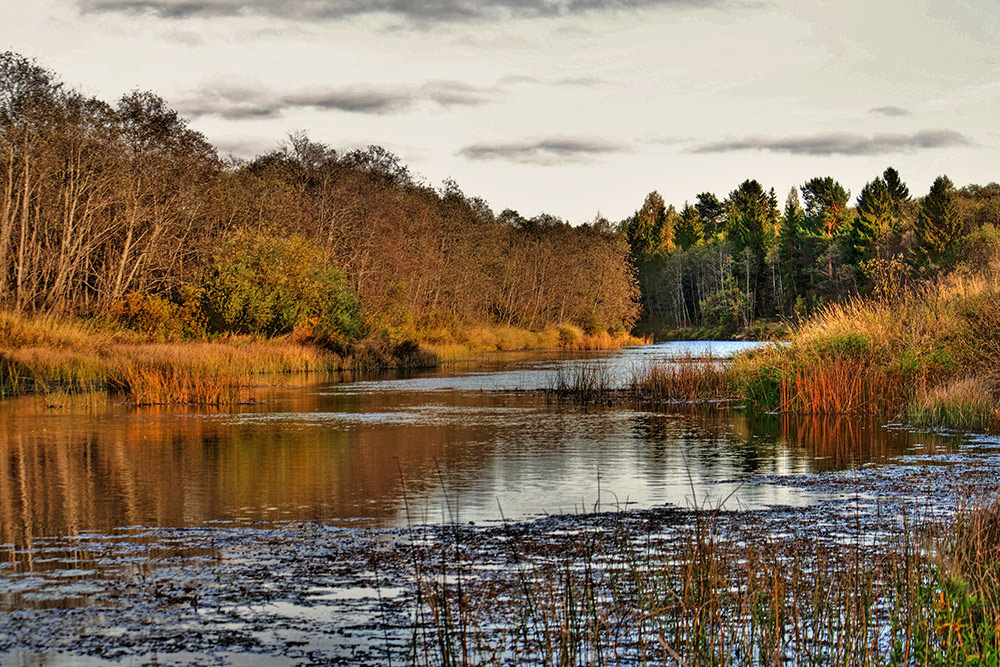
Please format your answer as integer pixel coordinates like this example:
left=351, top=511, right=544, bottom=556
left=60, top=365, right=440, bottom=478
left=405, top=495, right=1000, bottom=666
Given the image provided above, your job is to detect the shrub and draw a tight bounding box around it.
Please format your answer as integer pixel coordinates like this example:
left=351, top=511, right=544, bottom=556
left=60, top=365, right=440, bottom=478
left=200, top=231, right=361, bottom=342
left=108, top=292, right=183, bottom=338
left=364, top=280, right=415, bottom=345
left=557, top=325, right=582, bottom=346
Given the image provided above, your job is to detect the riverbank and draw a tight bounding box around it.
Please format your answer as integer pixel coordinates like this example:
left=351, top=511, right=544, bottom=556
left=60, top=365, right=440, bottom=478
left=728, top=274, right=1000, bottom=431
left=0, top=311, right=645, bottom=404
left=549, top=275, right=1000, bottom=433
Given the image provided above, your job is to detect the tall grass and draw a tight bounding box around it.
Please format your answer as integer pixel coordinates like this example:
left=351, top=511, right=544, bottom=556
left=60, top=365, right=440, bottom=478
left=909, top=377, right=1000, bottom=432
left=629, top=356, right=730, bottom=402
left=423, top=324, right=646, bottom=362
left=549, top=363, right=615, bottom=402
left=0, top=312, right=351, bottom=404
left=407, top=498, right=1000, bottom=666
left=724, top=274, right=1000, bottom=429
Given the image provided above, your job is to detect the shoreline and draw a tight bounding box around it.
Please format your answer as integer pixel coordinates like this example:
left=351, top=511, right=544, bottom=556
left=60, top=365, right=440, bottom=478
left=0, top=311, right=646, bottom=404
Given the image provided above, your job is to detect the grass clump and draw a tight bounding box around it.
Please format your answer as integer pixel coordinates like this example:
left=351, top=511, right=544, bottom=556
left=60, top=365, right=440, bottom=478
left=629, top=356, right=730, bottom=402
left=909, top=377, right=1000, bottom=432
left=723, top=274, right=1000, bottom=428
left=548, top=363, right=615, bottom=402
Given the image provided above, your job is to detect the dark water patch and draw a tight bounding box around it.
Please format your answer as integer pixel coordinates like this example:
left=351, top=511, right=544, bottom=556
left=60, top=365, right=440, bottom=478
left=0, top=428, right=996, bottom=663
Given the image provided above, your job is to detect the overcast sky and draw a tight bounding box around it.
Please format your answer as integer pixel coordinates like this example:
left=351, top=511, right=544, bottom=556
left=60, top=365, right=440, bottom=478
left=3, top=0, right=998, bottom=221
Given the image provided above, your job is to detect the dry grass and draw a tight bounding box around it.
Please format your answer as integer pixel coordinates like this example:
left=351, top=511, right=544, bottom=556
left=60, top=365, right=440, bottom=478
left=725, top=273, right=1000, bottom=428
left=1, top=312, right=646, bottom=404
left=629, top=356, right=730, bottom=402
left=909, top=376, right=1000, bottom=432
left=0, top=312, right=348, bottom=404
left=424, top=323, right=646, bottom=361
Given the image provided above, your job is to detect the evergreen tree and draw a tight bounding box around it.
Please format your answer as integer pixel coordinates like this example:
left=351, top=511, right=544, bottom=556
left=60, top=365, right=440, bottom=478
left=626, top=191, right=667, bottom=257
left=915, top=175, right=962, bottom=264
left=778, top=187, right=805, bottom=311
left=802, top=176, right=851, bottom=237
left=727, top=180, right=777, bottom=318
left=883, top=166, right=910, bottom=216
left=852, top=177, right=893, bottom=261
left=674, top=203, right=703, bottom=251
left=695, top=192, right=725, bottom=239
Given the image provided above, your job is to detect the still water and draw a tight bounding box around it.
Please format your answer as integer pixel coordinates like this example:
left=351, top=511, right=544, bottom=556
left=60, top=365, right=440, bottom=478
left=0, top=341, right=954, bottom=547
left=0, top=341, right=976, bottom=664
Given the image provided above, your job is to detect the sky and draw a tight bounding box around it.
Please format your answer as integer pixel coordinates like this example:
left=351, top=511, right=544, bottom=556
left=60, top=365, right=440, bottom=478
left=2, top=0, right=998, bottom=222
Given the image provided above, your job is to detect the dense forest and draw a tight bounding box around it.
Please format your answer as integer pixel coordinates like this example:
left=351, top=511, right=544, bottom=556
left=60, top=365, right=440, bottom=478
left=624, top=171, right=1000, bottom=338
left=4, top=50, right=999, bottom=350
left=0, top=52, right=638, bottom=350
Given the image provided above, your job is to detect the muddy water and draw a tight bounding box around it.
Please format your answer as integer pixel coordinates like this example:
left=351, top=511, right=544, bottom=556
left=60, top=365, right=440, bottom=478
left=0, top=342, right=976, bottom=665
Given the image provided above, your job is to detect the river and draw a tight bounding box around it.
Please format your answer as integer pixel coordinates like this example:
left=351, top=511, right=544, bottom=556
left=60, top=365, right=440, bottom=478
left=0, top=341, right=991, bottom=665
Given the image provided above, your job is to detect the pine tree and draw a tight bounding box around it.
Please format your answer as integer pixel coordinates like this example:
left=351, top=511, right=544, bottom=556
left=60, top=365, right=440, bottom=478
left=727, top=180, right=777, bottom=318
left=626, top=191, right=667, bottom=257
left=674, top=203, right=703, bottom=251
left=915, top=175, right=962, bottom=264
left=853, top=177, right=893, bottom=261
left=695, top=192, right=725, bottom=239
left=883, top=166, right=910, bottom=217
left=801, top=176, right=851, bottom=237
left=778, top=187, right=805, bottom=311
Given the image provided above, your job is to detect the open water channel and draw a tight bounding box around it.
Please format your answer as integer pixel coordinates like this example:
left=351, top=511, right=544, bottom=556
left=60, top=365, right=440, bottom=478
left=0, top=341, right=995, bottom=665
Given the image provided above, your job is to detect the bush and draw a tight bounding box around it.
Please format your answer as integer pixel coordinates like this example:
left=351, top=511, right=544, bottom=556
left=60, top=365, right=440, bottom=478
left=700, top=286, right=748, bottom=338
left=108, top=292, right=179, bottom=337
left=557, top=325, right=582, bottom=346
left=200, top=231, right=361, bottom=342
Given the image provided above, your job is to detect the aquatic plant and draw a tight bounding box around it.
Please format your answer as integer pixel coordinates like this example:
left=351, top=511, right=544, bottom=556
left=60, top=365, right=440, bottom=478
left=407, top=497, right=1000, bottom=666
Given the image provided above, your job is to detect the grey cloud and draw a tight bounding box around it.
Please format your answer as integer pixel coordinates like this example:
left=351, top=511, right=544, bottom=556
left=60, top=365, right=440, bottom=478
left=282, top=89, right=412, bottom=114
left=422, top=81, right=493, bottom=106
left=501, top=74, right=607, bottom=87
left=870, top=106, right=910, bottom=117
left=79, top=0, right=722, bottom=22
left=690, top=130, right=970, bottom=156
left=554, top=76, right=606, bottom=86
left=459, top=137, right=628, bottom=164
left=176, top=81, right=490, bottom=119
left=175, top=86, right=284, bottom=119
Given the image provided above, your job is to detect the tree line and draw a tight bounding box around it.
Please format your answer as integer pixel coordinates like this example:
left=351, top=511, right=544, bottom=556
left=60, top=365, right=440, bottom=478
left=623, top=168, right=1000, bottom=336
left=0, top=52, right=639, bottom=344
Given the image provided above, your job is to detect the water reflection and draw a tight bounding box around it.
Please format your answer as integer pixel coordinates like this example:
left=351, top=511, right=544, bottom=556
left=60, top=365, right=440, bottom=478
left=1, top=348, right=959, bottom=561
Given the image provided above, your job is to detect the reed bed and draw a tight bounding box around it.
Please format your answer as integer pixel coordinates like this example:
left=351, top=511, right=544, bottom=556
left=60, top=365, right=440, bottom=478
left=544, top=354, right=733, bottom=405
left=717, top=274, right=1000, bottom=429
left=0, top=313, right=350, bottom=404
left=425, top=324, right=646, bottom=362
left=629, top=356, right=730, bottom=402
left=548, top=364, right=616, bottom=402
left=407, top=498, right=1000, bottom=666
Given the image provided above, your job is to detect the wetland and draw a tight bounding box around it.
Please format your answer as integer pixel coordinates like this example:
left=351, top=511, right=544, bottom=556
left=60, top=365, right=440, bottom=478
left=1, top=342, right=996, bottom=665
